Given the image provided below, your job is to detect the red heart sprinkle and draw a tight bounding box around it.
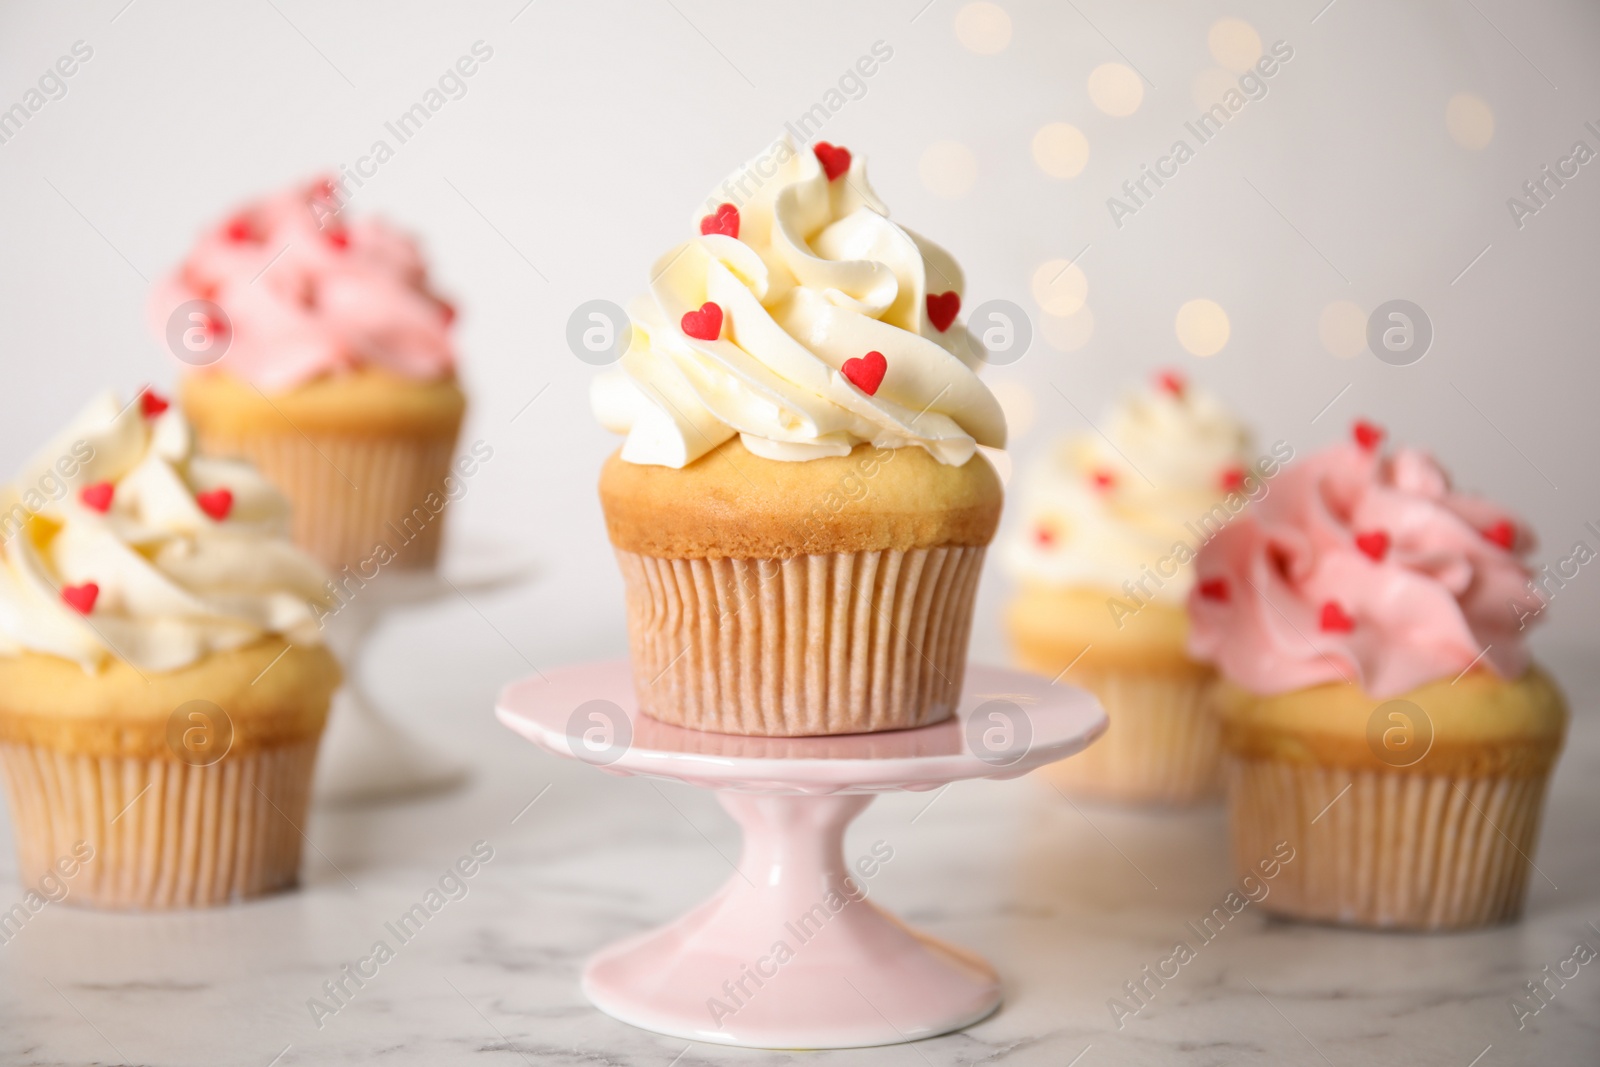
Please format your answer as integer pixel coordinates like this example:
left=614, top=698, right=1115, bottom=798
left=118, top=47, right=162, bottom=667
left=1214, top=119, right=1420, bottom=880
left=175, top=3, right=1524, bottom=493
left=1354, top=530, right=1390, bottom=562
left=1353, top=419, right=1384, bottom=451
left=1219, top=466, right=1247, bottom=493
left=1320, top=601, right=1355, bottom=633
left=1091, top=469, right=1116, bottom=490
left=224, top=217, right=256, bottom=242
left=1156, top=370, right=1187, bottom=397
left=1034, top=525, right=1056, bottom=547
left=80, top=483, right=114, bottom=513
left=439, top=300, right=457, bottom=326
left=699, top=203, right=740, bottom=239
left=196, top=488, right=234, bottom=521
left=325, top=230, right=350, bottom=250
left=141, top=390, right=170, bottom=418
left=1483, top=520, right=1515, bottom=550
left=680, top=302, right=723, bottom=341
left=925, top=291, right=960, bottom=332
left=1198, top=578, right=1230, bottom=602
left=61, top=582, right=99, bottom=615
left=842, top=351, right=888, bottom=396
left=813, top=141, right=852, bottom=181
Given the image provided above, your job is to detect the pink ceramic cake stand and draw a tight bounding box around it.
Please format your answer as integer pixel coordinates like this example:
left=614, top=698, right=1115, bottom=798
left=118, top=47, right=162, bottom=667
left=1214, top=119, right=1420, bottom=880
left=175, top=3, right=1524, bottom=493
left=496, top=660, right=1105, bottom=1050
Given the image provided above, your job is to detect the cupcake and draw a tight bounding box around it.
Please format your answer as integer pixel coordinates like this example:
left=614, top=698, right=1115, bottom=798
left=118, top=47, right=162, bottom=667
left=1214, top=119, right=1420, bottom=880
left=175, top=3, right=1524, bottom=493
left=0, top=392, right=340, bottom=909
left=150, top=177, right=465, bottom=573
left=1004, top=371, right=1267, bottom=804
left=1189, top=421, right=1566, bottom=929
left=591, top=136, right=1006, bottom=736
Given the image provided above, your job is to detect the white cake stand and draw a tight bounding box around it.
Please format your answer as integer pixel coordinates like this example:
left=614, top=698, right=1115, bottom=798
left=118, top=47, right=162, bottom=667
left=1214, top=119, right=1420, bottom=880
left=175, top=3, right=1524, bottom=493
left=314, top=540, right=535, bottom=806
left=496, top=660, right=1105, bottom=1050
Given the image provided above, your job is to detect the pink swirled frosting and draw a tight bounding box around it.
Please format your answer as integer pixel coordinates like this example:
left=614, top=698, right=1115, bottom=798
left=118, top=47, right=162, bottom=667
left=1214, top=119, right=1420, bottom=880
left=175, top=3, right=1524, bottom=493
left=1187, top=423, right=1539, bottom=698
left=150, top=177, right=456, bottom=392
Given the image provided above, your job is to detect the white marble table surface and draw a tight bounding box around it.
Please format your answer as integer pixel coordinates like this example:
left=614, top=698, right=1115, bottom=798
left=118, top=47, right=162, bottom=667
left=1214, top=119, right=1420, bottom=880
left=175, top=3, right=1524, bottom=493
left=1, top=624, right=1595, bottom=1066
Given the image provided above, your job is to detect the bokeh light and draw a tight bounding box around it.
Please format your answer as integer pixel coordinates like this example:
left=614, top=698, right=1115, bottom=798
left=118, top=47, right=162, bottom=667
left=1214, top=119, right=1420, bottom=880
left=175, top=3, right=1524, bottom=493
left=989, top=379, right=1038, bottom=438
left=1032, top=123, right=1089, bottom=178
left=1319, top=300, right=1367, bottom=359
left=1031, top=259, right=1088, bottom=316
left=1208, top=18, right=1263, bottom=73
left=1446, top=92, right=1494, bottom=150
left=954, top=2, right=1012, bottom=55
left=1088, top=63, right=1143, bottom=117
left=919, top=141, right=978, bottom=199
left=1175, top=299, right=1230, bottom=357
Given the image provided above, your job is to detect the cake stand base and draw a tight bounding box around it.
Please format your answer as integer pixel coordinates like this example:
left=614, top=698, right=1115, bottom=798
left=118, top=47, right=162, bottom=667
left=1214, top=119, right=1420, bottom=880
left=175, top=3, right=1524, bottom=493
left=497, top=660, right=1105, bottom=1050
left=583, top=793, right=998, bottom=1049
left=316, top=543, right=534, bottom=806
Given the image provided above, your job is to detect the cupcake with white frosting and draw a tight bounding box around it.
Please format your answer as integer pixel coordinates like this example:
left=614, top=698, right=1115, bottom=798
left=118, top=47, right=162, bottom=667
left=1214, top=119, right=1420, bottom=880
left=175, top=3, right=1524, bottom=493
left=592, top=135, right=1006, bottom=736
left=1004, top=371, right=1273, bottom=804
left=0, top=391, right=340, bottom=909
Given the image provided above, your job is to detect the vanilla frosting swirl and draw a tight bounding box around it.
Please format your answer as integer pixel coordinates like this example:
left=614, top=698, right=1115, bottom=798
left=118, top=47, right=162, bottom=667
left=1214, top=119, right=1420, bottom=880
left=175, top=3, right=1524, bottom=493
left=592, top=136, right=1006, bottom=467
left=150, top=176, right=457, bottom=392
left=0, top=392, right=332, bottom=673
left=1004, top=374, right=1253, bottom=600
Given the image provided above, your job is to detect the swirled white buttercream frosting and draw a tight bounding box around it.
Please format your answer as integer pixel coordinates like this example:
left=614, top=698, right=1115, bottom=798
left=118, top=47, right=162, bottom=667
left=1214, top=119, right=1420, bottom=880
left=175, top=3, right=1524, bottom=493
left=0, top=391, right=331, bottom=673
left=1004, top=372, right=1254, bottom=602
left=591, top=136, right=1006, bottom=467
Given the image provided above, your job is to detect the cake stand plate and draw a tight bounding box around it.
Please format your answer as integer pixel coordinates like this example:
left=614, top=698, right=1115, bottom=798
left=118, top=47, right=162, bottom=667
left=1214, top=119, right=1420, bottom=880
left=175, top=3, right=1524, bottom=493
left=315, top=540, right=536, bottom=806
left=496, top=660, right=1105, bottom=1050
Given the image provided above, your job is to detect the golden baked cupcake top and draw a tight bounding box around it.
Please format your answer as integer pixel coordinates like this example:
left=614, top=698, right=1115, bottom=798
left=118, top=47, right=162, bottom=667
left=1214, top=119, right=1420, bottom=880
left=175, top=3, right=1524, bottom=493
left=0, top=390, right=332, bottom=674
left=591, top=135, right=1006, bottom=468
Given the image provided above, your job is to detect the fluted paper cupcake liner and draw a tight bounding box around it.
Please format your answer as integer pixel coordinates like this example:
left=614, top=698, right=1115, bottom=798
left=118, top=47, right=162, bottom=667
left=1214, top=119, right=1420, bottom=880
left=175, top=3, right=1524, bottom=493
left=1040, top=667, right=1221, bottom=806
left=617, top=546, right=984, bottom=736
left=0, top=740, right=320, bottom=910
left=193, top=429, right=457, bottom=573
left=1226, top=756, right=1553, bottom=929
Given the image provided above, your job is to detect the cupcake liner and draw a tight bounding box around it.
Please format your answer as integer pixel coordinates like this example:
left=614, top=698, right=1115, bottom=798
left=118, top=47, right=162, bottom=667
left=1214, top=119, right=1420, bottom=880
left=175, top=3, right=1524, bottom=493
left=617, top=545, right=985, bottom=736
left=1039, top=666, right=1221, bottom=805
left=1225, top=756, right=1553, bottom=929
left=0, top=739, right=320, bottom=910
left=192, top=427, right=457, bottom=573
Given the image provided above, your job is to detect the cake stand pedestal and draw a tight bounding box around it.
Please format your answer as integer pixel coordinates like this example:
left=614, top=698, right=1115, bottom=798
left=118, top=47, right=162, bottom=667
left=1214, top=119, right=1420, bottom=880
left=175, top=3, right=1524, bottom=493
left=496, top=661, right=1105, bottom=1050
left=315, top=541, right=535, bottom=806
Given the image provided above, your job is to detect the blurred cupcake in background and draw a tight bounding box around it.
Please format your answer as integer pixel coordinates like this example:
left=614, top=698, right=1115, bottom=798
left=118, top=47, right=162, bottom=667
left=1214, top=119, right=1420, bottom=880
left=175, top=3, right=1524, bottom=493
left=0, top=392, right=340, bottom=909
left=149, top=177, right=464, bottom=573
left=1004, top=370, right=1277, bottom=805
left=1190, top=421, right=1566, bottom=929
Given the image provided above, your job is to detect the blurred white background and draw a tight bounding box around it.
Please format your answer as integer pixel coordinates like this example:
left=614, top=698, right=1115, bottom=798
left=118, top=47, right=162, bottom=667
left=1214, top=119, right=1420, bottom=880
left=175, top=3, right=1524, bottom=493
left=1, top=0, right=1597, bottom=671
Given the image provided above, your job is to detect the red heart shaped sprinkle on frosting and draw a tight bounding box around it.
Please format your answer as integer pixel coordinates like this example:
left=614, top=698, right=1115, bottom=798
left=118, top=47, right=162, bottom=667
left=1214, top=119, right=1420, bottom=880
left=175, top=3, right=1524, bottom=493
left=1320, top=601, right=1356, bottom=633
left=61, top=582, right=99, bottom=615
left=1091, top=469, right=1116, bottom=490
left=699, top=203, right=740, bottom=239
left=80, top=483, right=114, bottom=513
left=1355, top=530, right=1389, bottom=562
left=680, top=302, right=723, bottom=341
left=1198, top=578, right=1230, bottom=602
left=813, top=142, right=851, bottom=181
left=141, top=390, right=170, bottom=418
left=1219, top=466, right=1247, bottom=493
left=842, top=351, right=887, bottom=396
left=1353, top=419, right=1384, bottom=451
left=1483, top=520, right=1515, bottom=550
left=925, top=291, right=960, bottom=332
left=1156, top=370, right=1187, bottom=397
left=196, top=488, right=234, bottom=522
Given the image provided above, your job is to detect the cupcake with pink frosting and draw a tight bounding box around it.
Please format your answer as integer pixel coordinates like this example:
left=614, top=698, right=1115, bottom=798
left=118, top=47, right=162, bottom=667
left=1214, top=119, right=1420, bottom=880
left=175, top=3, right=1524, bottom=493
left=150, top=177, right=465, bottom=573
left=1189, top=419, right=1567, bottom=930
